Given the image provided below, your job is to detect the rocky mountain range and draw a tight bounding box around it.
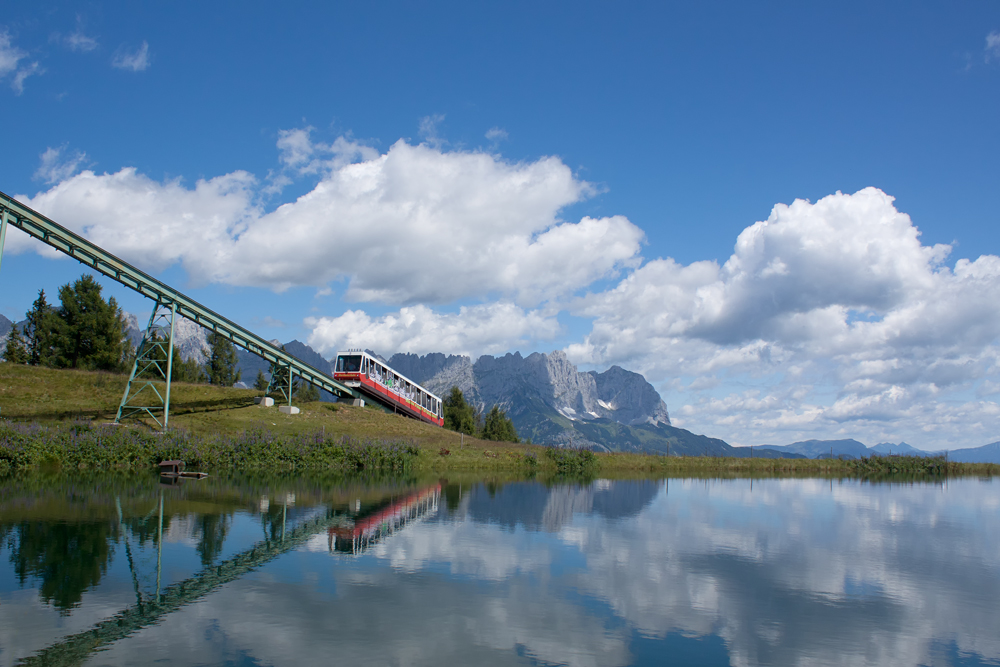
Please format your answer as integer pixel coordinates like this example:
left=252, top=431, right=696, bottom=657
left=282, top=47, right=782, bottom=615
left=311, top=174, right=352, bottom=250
left=0, top=314, right=13, bottom=342
left=388, top=350, right=772, bottom=456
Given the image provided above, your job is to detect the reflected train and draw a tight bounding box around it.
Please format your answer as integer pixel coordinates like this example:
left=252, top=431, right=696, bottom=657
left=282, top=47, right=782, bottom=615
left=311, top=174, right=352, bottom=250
left=328, top=484, right=441, bottom=554
left=333, top=349, right=444, bottom=426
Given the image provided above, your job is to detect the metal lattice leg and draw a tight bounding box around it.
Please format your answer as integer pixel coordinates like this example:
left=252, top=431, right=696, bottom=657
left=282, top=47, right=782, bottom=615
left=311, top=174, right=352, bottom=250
left=0, top=211, right=9, bottom=275
left=116, top=301, right=177, bottom=431
left=265, top=361, right=294, bottom=407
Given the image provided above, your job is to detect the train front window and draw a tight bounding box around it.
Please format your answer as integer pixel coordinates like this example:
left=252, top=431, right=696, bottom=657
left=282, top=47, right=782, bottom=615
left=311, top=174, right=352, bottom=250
left=337, top=355, right=362, bottom=373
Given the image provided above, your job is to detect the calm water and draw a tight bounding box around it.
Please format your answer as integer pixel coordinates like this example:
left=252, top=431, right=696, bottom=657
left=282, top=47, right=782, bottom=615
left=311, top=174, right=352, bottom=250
left=1, top=474, right=998, bottom=666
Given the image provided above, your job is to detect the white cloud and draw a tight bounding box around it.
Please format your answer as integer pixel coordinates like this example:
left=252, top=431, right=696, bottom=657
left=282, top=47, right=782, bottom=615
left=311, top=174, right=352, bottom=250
left=418, top=114, right=446, bottom=148
left=12, top=167, right=259, bottom=274
left=0, top=31, right=25, bottom=77
left=485, top=127, right=508, bottom=148
left=112, top=41, right=150, bottom=71
left=986, top=30, right=1000, bottom=63
left=65, top=30, right=98, bottom=52
left=275, top=127, right=378, bottom=176
left=34, top=146, right=89, bottom=184
left=567, top=188, right=1000, bottom=448
left=19, top=136, right=642, bottom=306
left=11, top=60, right=42, bottom=94
left=306, top=302, right=560, bottom=359
left=0, top=31, right=42, bottom=94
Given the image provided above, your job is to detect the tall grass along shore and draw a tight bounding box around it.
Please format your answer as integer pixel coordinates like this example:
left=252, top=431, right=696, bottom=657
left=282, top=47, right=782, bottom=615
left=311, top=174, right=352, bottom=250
left=2, top=420, right=998, bottom=479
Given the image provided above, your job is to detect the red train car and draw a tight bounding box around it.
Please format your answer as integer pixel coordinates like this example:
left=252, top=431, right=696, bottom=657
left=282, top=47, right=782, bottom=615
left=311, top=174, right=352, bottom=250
left=333, top=350, right=444, bottom=426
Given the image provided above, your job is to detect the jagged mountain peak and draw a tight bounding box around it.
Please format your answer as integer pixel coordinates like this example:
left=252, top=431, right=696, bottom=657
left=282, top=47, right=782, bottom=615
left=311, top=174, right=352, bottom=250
left=388, top=349, right=670, bottom=442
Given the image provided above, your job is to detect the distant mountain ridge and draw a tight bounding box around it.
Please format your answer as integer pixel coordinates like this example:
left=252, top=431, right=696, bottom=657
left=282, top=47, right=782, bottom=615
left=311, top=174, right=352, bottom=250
left=755, top=439, right=1000, bottom=464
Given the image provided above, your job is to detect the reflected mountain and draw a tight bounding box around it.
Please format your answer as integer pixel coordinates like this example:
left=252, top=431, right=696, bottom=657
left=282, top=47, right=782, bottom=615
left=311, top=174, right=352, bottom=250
left=462, top=479, right=662, bottom=532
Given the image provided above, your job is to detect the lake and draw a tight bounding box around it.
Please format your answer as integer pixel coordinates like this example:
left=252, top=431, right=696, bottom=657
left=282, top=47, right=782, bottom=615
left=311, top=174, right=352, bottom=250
left=1, top=473, right=998, bottom=666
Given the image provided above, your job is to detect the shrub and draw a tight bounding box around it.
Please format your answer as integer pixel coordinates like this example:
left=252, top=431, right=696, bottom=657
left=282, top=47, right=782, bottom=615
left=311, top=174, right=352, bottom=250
left=543, top=447, right=596, bottom=473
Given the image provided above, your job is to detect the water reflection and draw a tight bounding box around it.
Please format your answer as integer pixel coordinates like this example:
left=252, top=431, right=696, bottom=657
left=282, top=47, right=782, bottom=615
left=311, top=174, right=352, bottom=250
left=0, top=475, right=997, bottom=666
left=7, top=521, right=114, bottom=614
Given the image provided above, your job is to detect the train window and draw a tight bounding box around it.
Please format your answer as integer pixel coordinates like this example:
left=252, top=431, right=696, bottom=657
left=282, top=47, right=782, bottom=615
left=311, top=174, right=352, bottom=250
left=337, top=355, right=362, bottom=373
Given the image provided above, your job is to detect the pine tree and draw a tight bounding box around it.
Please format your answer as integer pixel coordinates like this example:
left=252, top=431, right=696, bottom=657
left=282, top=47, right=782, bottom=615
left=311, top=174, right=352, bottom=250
left=482, top=404, right=519, bottom=443
left=253, top=370, right=269, bottom=391
left=294, top=379, right=320, bottom=402
left=25, top=289, right=55, bottom=367
left=2, top=326, right=28, bottom=364
left=206, top=331, right=241, bottom=386
left=51, top=275, right=128, bottom=371
left=168, top=344, right=205, bottom=383
left=175, top=353, right=207, bottom=383
left=443, top=386, right=476, bottom=435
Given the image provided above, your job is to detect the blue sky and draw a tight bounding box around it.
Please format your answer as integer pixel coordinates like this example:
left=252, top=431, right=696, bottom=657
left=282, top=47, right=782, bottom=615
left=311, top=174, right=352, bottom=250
left=1, top=1, right=999, bottom=449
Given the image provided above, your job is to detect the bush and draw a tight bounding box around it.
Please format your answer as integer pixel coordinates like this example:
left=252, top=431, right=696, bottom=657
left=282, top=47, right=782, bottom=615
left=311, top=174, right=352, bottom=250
left=850, top=455, right=948, bottom=477
left=0, top=422, right=419, bottom=474
left=543, top=447, right=596, bottom=473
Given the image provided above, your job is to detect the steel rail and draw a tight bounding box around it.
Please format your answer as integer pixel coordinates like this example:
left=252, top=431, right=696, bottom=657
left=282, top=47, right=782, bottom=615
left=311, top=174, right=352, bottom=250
left=0, top=190, right=358, bottom=400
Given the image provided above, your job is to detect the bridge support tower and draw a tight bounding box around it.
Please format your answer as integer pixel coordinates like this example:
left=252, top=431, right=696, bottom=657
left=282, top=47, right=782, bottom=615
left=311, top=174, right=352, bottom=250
left=116, top=301, right=177, bottom=431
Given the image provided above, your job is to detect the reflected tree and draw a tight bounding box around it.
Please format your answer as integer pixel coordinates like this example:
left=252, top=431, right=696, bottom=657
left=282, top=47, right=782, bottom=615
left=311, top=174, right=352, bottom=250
left=9, top=521, right=115, bottom=614
left=196, top=514, right=230, bottom=567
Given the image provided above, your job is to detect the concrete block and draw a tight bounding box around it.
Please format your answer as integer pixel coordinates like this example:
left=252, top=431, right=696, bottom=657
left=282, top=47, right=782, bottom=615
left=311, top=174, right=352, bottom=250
left=255, top=397, right=275, bottom=407
left=352, top=398, right=365, bottom=407
left=278, top=405, right=300, bottom=415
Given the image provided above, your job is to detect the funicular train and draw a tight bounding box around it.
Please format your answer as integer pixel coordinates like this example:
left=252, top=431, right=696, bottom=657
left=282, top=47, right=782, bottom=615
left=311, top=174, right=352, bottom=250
left=333, top=350, right=444, bottom=426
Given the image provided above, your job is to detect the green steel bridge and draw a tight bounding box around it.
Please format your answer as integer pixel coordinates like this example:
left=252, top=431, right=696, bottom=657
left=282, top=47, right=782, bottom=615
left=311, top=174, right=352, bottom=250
left=0, top=190, right=361, bottom=428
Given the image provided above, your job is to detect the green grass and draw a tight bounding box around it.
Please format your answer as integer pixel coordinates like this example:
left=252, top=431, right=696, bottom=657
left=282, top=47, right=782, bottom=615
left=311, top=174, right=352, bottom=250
left=2, top=363, right=999, bottom=478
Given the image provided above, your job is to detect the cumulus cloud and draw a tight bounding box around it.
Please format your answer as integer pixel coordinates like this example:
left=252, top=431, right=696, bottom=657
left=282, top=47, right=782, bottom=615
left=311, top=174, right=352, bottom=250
left=112, top=41, right=150, bottom=71
left=567, top=188, right=1000, bottom=447
left=11, top=167, right=259, bottom=274
left=275, top=127, right=378, bottom=176
left=306, top=302, right=559, bottom=358
left=18, top=136, right=642, bottom=306
left=0, top=31, right=42, bottom=94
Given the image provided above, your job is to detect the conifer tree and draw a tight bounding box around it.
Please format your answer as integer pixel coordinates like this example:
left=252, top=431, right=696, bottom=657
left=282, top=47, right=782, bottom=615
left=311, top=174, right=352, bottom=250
left=254, top=370, right=269, bottom=391
left=482, top=404, right=519, bottom=443
left=25, top=289, right=55, bottom=366
left=206, top=331, right=241, bottom=386
left=294, top=378, right=320, bottom=402
left=443, top=386, right=476, bottom=435
left=51, top=275, right=128, bottom=371
left=2, top=326, right=28, bottom=364
left=174, top=353, right=207, bottom=383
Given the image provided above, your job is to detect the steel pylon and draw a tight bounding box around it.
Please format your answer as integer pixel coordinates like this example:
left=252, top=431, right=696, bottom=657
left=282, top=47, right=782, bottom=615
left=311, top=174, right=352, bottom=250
left=116, top=302, right=177, bottom=430
left=265, top=360, right=294, bottom=407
